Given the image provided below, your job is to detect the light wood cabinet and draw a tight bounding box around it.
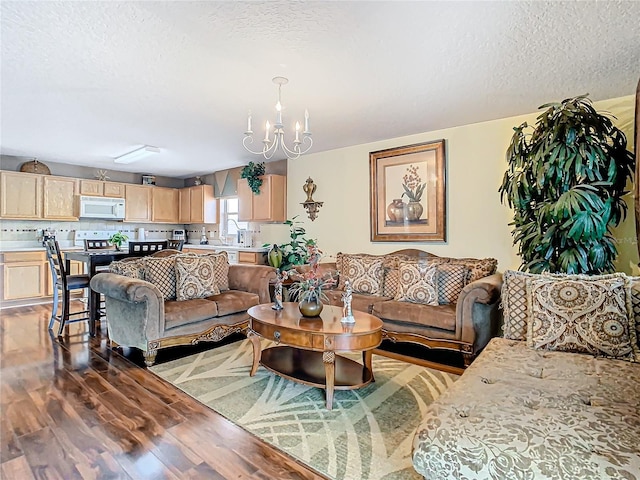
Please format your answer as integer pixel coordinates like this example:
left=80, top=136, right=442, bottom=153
left=80, top=180, right=125, bottom=198
left=151, top=187, right=179, bottom=223
left=1, top=251, right=47, bottom=300
left=237, top=175, right=286, bottom=222
left=238, top=250, right=268, bottom=265
left=43, top=176, right=78, bottom=220
left=0, top=171, right=42, bottom=219
left=179, top=185, right=219, bottom=224
left=124, top=185, right=152, bottom=222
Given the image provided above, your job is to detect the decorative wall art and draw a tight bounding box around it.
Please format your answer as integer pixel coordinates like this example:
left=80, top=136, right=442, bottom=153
left=370, top=140, right=446, bottom=242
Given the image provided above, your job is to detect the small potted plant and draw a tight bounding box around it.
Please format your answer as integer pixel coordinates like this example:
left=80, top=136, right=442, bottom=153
left=109, top=232, right=129, bottom=251
left=286, top=244, right=336, bottom=317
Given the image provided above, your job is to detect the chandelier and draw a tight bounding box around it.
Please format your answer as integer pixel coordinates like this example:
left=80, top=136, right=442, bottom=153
left=243, top=77, right=312, bottom=160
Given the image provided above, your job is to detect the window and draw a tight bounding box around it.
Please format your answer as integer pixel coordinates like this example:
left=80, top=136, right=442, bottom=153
left=222, top=198, right=247, bottom=242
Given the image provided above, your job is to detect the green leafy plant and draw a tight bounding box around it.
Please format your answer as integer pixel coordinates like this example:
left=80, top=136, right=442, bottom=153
left=263, top=216, right=316, bottom=272
left=285, top=244, right=336, bottom=302
left=499, top=94, right=634, bottom=274
left=109, top=232, right=129, bottom=250
left=241, top=161, right=266, bottom=194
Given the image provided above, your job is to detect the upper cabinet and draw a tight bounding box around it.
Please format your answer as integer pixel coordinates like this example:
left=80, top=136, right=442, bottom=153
left=124, top=185, right=152, bottom=222
left=0, top=171, right=42, bottom=219
left=151, top=187, right=179, bottom=223
left=79, top=180, right=125, bottom=198
left=237, top=174, right=286, bottom=222
left=42, top=176, right=78, bottom=220
left=179, top=185, right=219, bottom=224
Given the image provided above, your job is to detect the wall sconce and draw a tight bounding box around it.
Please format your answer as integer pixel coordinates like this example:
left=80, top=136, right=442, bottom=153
left=301, top=177, right=323, bottom=221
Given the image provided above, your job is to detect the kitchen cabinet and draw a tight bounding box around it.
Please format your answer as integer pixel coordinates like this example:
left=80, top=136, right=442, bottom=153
left=79, top=180, right=125, bottom=198
left=151, top=187, right=179, bottom=223
left=124, top=185, right=152, bottom=222
left=179, top=185, right=219, bottom=224
left=237, top=174, right=286, bottom=222
left=1, top=251, right=47, bottom=300
left=43, top=176, right=78, bottom=220
left=0, top=171, right=42, bottom=219
left=237, top=251, right=267, bottom=265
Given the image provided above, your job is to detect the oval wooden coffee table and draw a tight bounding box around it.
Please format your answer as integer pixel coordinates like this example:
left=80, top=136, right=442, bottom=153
left=247, top=302, right=383, bottom=410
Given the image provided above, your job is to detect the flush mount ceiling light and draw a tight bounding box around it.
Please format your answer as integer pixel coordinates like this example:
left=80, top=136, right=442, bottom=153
left=114, top=145, right=160, bottom=164
left=243, top=76, right=312, bottom=160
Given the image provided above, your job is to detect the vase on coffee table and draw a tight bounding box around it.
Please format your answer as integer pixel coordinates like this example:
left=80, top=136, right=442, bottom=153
left=299, top=298, right=323, bottom=317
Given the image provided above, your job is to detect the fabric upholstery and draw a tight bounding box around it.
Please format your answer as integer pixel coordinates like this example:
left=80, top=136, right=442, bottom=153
left=373, top=301, right=457, bottom=331
left=501, top=270, right=533, bottom=341
left=323, top=289, right=392, bottom=315
left=203, top=251, right=230, bottom=291
left=165, top=298, right=219, bottom=329
left=429, top=256, right=498, bottom=282
left=412, top=338, right=640, bottom=479
left=436, top=263, right=469, bottom=304
left=205, top=290, right=259, bottom=317
left=109, top=257, right=145, bottom=279
left=175, top=254, right=220, bottom=301
left=395, top=260, right=439, bottom=305
left=526, top=274, right=637, bottom=361
left=340, top=254, right=385, bottom=295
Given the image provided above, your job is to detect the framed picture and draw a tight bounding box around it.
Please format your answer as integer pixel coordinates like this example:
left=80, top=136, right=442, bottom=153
left=370, top=140, right=446, bottom=242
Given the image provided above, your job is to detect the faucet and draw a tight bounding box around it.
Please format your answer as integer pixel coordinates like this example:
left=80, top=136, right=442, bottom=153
left=226, top=219, right=246, bottom=245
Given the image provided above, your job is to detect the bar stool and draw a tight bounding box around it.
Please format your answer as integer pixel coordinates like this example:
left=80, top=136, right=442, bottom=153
left=45, top=239, right=91, bottom=336
left=166, top=239, right=184, bottom=251
left=128, top=240, right=168, bottom=253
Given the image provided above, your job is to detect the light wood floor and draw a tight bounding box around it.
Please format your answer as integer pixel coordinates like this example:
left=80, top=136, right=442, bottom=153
left=0, top=302, right=326, bottom=479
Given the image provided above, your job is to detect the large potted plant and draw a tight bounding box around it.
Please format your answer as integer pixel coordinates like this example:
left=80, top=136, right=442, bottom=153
left=265, top=216, right=316, bottom=272
left=499, top=94, right=634, bottom=274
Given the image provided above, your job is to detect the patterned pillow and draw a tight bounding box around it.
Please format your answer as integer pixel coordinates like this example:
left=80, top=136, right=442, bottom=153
left=395, top=261, right=439, bottom=305
left=629, top=277, right=640, bottom=350
left=175, top=255, right=221, bottom=301
left=108, top=258, right=144, bottom=279
left=382, top=254, right=414, bottom=298
left=430, top=257, right=497, bottom=282
left=341, top=255, right=385, bottom=295
left=437, top=263, right=469, bottom=304
left=526, top=274, right=637, bottom=361
left=501, top=270, right=535, bottom=341
left=202, top=251, right=230, bottom=291
left=143, top=256, right=177, bottom=300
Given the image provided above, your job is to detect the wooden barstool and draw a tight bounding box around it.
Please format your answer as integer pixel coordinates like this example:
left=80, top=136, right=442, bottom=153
left=166, top=239, right=184, bottom=251
left=45, top=239, right=91, bottom=336
left=128, top=240, right=168, bottom=253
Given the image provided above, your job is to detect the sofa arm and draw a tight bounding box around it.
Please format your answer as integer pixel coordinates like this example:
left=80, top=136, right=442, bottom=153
left=456, top=273, right=503, bottom=353
left=90, top=273, right=165, bottom=343
left=228, top=264, right=277, bottom=304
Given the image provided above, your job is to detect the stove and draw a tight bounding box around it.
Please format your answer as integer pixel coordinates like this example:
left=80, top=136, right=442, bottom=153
left=74, top=230, right=122, bottom=247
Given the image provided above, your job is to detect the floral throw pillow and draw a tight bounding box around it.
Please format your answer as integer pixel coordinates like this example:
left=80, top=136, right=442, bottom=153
left=341, top=255, right=385, bottom=295
left=395, top=261, right=439, bottom=305
left=526, top=274, right=637, bottom=361
left=202, top=251, right=230, bottom=291
left=175, top=255, right=220, bottom=301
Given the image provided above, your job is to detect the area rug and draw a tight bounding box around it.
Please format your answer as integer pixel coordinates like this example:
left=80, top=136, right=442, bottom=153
left=150, top=339, right=458, bottom=480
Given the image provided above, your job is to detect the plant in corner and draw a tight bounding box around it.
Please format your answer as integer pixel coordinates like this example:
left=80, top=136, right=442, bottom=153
left=499, top=94, right=634, bottom=274
left=240, top=161, right=266, bottom=194
left=109, top=232, right=129, bottom=251
left=264, top=216, right=317, bottom=272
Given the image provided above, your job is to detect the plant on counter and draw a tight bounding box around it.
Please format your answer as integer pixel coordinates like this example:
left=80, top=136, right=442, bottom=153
left=499, top=94, right=634, bottom=274
left=264, top=216, right=316, bottom=272
left=241, top=161, right=266, bottom=194
left=109, top=232, right=129, bottom=251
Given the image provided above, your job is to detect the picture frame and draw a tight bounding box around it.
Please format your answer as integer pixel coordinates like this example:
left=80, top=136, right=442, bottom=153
left=370, top=140, right=446, bottom=242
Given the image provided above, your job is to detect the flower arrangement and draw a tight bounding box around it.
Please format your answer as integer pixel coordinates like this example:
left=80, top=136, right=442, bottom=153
left=285, top=244, right=337, bottom=303
left=402, top=164, right=426, bottom=202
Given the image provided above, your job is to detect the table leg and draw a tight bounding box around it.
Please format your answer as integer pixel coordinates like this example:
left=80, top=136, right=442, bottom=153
left=363, top=349, right=375, bottom=382
left=323, top=351, right=336, bottom=410
left=248, top=330, right=261, bottom=376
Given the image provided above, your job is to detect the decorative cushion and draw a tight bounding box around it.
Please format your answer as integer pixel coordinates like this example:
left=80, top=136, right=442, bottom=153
left=394, top=261, right=439, bottom=305
left=382, top=254, right=414, bottom=298
left=437, top=263, right=469, bottom=304
left=501, top=270, right=534, bottom=341
left=430, top=256, right=497, bottom=282
left=340, top=254, right=385, bottom=295
left=526, top=274, right=637, bottom=361
left=108, top=258, right=144, bottom=279
left=143, top=256, right=177, bottom=301
left=629, top=277, right=640, bottom=349
left=203, top=251, right=230, bottom=291
left=175, top=255, right=221, bottom=301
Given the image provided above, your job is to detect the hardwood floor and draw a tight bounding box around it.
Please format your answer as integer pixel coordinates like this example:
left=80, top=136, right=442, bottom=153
left=0, top=302, right=326, bottom=479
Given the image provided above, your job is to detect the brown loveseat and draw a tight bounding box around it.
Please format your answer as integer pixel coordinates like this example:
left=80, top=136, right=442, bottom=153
left=322, top=249, right=503, bottom=366
left=90, top=250, right=275, bottom=366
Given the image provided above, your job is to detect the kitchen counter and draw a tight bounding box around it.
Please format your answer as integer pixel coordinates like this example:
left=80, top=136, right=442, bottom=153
left=183, top=244, right=268, bottom=253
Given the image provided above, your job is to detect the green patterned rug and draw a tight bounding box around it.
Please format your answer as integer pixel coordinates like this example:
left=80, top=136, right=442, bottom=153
left=150, top=339, right=458, bottom=480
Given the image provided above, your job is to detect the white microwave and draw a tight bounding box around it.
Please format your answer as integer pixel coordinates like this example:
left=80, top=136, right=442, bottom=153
left=79, top=196, right=126, bottom=219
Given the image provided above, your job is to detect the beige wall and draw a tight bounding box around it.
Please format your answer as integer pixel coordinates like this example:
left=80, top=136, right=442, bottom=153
left=285, top=95, right=637, bottom=274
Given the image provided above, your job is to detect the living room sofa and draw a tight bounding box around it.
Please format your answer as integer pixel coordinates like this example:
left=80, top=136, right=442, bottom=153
left=412, top=271, right=640, bottom=479
left=322, top=249, right=503, bottom=366
left=90, top=250, right=276, bottom=366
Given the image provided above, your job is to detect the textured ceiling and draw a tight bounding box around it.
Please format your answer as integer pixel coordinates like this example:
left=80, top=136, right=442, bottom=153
left=1, top=1, right=639, bottom=178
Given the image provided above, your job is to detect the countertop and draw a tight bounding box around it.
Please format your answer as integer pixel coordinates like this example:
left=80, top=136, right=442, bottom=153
left=1, top=241, right=268, bottom=253
left=183, top=243, right=268, bottom=253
